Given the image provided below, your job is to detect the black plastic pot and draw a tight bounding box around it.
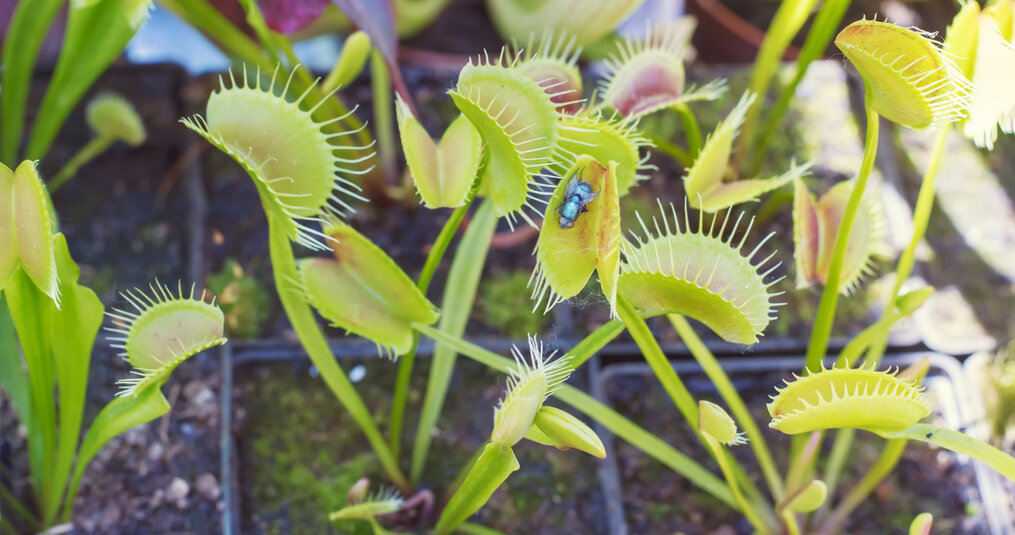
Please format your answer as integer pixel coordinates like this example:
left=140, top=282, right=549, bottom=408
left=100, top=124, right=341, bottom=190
left=214, top=342, right=1015, bottom=534
left=596, top=353, right=1014, bottom=535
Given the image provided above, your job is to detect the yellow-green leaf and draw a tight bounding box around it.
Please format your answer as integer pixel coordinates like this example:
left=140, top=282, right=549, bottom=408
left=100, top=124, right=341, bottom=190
left=396, top=96, right=482, bottom=208
left=12, top=161, right=60, bottom=306
left=684, top=92, right=810, bottom=212
left=619, top=203, right=780, bottom=344
left=298, top=222, right=439, bottom=357
left=768, top=364, right=932, bottom=434
left=835, top=19, right=971, bottom=129
left=531, top=405, right=607, bottom=458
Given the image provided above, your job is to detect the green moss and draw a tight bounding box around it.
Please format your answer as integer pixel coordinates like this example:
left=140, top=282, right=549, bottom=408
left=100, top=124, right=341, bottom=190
left=238, top=358, right=606, bottom=533
left=207, top=259, right=271, bottom=339
left=238, top=364, right=385, bottom=535
left=477, top=269, right=548, bottom=337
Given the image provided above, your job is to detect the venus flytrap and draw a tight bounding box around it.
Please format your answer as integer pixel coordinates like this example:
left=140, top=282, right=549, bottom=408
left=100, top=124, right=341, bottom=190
left=2, top=142, right=226, bottom=530
left=449, top=47, right=575, bottom=223
left=806, top=19, right=971, bottom=371
left=793, top=178, right=889, bottom=294
left=329, top=486, right=404, bottom=522
left=183, top=66, right=372, bottom=251
left=530, top=156, right=621, bottom=315
left=183, top=64, right=413, bottom=489
left=297, top=219, right=440, bottom=358
left=598, top=21, right=721, bottom=121
left=526, top=405, right=607, bottom=458
left=395, top=97, right=483, bottom=208
left=618, top=201, right=781, bottom=344
left=433, top=336, right=597, bottom=535
left=49, top=93, right=147, bottom=192
left=767, top=364, right=1015, bottom=533
left=682, top=91, right=812, bottom=212
left=1, top=205, right=225, bottom=530
left=63, top=283, right=227, bottom=512
left=1, top=161, right=61, bottom=306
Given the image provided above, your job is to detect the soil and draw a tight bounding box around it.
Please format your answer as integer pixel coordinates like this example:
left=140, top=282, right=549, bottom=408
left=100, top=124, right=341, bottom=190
left=603, top=365, right=996, bottom=534
left=0, top=347, right=225, bottom=534
left=232, top=353, right=607, bottom=535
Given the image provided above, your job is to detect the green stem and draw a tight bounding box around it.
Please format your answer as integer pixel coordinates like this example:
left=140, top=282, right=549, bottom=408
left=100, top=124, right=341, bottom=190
left=705, top=436, right=773, bottom=535
left=675, top=103, right=703, bottom=157
left=822, top=126, right=951, bottom=513
left=817, top=427, right=854, bottom=517
left=804, top=97, right=880, bottom=371
left=890, top=122, right=948, bottom=297
left=617, top=298, right=697, bottom=427
left=864, top=128, right=950, bottom=368
left=411, top=322, right=740, bottom=509
left=818, top=438, right=906, bottom=534
left=894, top=424, right=1015, bottom=479
left=457, top=522, right=508, bottom=535
left=370, top=51, right=397, bottom=187
left=0, top=483, right=39, bottom=527
left=265, top=210, right=407, bottom=490
left=616, top=297, right=766, bottom=506
left=747, top=0, right=851, bottom=177
left=644, top=133, right=692, bottom=168
left=785, top=431, right=823, bottom=495
left=668, top=314, right=785, bottom=501
left=388, top=203, right=470, bottom=458
left=568, top=318, right=625, bottom=369
left=782, top=510, right=802, bottom=535
left=48, top=136, right=113, bottom=192
left=825, top=423, right=1015, bottom=531
left=410, top=200, right=497, bottom=485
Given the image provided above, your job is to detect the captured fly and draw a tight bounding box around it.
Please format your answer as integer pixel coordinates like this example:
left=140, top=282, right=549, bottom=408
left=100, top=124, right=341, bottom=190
left=557, top=175, right=600, bottom=229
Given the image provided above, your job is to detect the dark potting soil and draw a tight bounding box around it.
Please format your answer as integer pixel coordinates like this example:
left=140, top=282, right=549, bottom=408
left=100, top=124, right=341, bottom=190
left=603, top=366, right=994, bottom=534
left=40, top=64, right=193, bottom=302
left=233, top=356, right=608, bottom=534
left=0, top=347, right=225, bottom=534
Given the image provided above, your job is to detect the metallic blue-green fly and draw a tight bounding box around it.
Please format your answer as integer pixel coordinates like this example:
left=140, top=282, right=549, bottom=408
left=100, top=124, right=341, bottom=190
left=557, top=176, right=599, bottom=229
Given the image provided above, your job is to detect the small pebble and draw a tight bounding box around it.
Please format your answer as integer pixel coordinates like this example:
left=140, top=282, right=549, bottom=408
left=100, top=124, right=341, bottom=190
left=196, top=472, right=221, bottom=501
left=180, top=422, right=196, bottom=438
left=350, top=364, right=366, bottom=383
left=99, top=502, right=122, bottom=528
left=165, top=477, right=190, bottom=509
left=147, top=442, right=165, bottom=461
